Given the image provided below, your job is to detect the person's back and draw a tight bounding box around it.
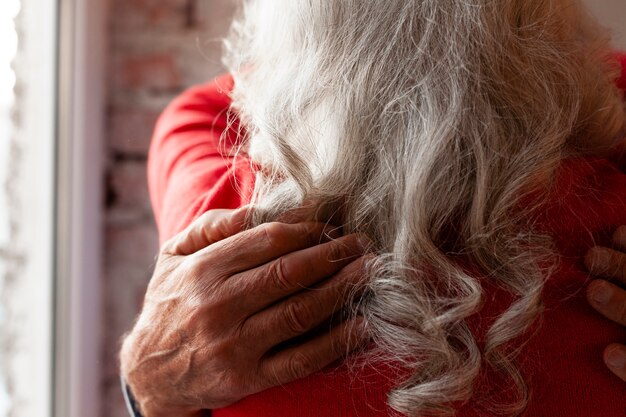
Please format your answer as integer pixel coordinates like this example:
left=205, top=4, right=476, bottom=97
left=182, top=82, right=625, bottom=417
left=215, top=0, right=626, bottom=415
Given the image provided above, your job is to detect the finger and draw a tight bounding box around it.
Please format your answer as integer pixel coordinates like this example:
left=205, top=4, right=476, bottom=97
left=259, top=317, right=367, bottom=389
left=586, top=280, right=626, bottom=326
left=613, top=226, right=626, bottom=251
left=242, top=254, right=373, bottom=349
left=193, top=221, right=345, bottom=277
left=228, top=233, right=372, bottom=312
left=603, top=343, right=626, bottom=382
left=584, top=247, right=626, bottom=286
left=164, top=205, right=255, bottom=256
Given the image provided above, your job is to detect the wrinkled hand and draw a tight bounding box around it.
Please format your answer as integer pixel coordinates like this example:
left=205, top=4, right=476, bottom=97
left=585, top=225, right=626, bottom=382
left=119, top=206, right=372, bottom=417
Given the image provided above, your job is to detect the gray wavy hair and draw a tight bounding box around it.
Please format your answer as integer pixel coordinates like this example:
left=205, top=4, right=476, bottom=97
left=222, top=0, right=625, bottom=415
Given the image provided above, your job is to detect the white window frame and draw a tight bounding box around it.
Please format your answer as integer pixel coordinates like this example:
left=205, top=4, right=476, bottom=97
left=54, top=0, right=106, bottom=416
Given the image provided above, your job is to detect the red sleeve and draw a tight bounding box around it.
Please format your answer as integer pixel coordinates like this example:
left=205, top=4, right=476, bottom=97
left=147, top=73, right=256, bottom=245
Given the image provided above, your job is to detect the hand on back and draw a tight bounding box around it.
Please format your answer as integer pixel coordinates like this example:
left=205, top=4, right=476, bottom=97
left=120, top=206, right=372, bottom=417
left=585, top=225, right=626, bottom=382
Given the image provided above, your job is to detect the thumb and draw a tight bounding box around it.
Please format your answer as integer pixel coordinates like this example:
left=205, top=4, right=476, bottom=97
left=164, top=205, right=255, bottom=256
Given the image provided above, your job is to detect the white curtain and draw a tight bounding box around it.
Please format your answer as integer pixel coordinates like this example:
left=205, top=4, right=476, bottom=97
left=0, top=0, right=56, bottom=416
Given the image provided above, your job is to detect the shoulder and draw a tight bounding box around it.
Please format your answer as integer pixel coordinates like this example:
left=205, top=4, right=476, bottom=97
left=538, top=156, right=626, bottom=252
left=537, top=52, right=626, bottom=249
left=146, top=72, right=254, bottom=244
left=153, top=72, right=236, bottom=139
left=169, top=72, right=234, bottom=110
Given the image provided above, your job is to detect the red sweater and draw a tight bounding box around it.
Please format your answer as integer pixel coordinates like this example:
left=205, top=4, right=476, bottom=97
left=148, top=57, right=626, bottom=416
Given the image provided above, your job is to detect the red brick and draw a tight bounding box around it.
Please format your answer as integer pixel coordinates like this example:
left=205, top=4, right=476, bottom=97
left=109, top=32, right=225, bottom=98
left=102, top=223, right=159, bottom=382
left=108, top=107, right=161, bottom=154
left=110, top=0, right=191, bottom=32
left=104, top=227, right=158, bottom=340
left=107, top=160, right=153, bottom=222
left=121, top=53, right=181, bottom=91
left=104, top=223, right=158, bottom=308
left=195, top=0, right=237, bottom=34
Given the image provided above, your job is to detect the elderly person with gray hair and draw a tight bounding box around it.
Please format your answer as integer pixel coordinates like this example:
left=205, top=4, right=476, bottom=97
left=120, top=1, right=626, bottom=416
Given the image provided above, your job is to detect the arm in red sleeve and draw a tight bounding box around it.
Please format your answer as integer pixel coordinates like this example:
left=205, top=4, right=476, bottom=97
left=148, top=73, right=256, bottom=245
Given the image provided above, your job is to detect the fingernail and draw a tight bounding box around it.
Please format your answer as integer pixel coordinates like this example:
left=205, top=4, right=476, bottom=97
left=590, top=281, right=613, bottom=305
left=606, top=346, right=626, bottom=369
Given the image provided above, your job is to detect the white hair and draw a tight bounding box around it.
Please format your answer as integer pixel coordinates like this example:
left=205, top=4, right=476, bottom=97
left=222, top=1, right=625, bottom=415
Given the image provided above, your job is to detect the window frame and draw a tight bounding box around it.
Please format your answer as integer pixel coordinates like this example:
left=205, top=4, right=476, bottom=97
left=54, top=0, right=106, bottom=416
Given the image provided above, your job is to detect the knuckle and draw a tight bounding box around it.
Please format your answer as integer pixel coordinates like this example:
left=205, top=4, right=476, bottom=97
left=182, top=253, right=225, bottom=284
left=260, top=222, right=288, bottom=248
left=159, top=239, right=174, bottom=255
left=327, top=240, right=350, bottom=263
left=269, top=257, right=293, bottom=292
left=182, top=257, right=205, bottom=279
left=178, top=257, right=212, bottom=287
left=326, top=242, right=344, bottom=262
left=301, top=223, right=326, bottom=246
left=283, top=299, right=313, bottom=335
left=286, top=352, right=315, bottom=380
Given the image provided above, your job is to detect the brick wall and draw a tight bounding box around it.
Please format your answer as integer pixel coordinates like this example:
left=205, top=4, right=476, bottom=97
left=103, top=1, right=236, bottom=416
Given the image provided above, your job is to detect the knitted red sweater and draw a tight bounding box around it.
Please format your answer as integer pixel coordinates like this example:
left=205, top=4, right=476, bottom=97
left=148, top=56, right=626, bottom=416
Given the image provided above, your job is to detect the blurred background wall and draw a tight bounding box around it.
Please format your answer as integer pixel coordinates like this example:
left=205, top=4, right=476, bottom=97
left=586, top=0, right=626, bottom=47
left=101, top=1, right=236, bottom=415
left=100, top=1, right=626, bottom=416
